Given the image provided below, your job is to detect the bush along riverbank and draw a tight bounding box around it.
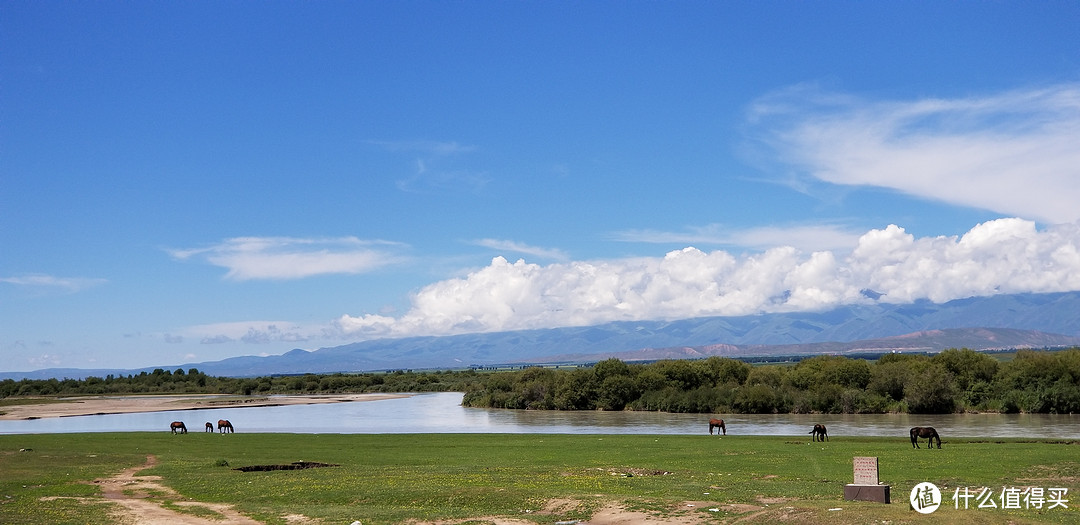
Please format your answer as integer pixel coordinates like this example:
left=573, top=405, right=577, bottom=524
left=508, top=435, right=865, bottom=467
left=462, top=349, right=1080, bottom=414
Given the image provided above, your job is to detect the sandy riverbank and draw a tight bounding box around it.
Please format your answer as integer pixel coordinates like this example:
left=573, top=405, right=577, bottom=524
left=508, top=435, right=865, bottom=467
left=0, top=393, right=413, bottom=420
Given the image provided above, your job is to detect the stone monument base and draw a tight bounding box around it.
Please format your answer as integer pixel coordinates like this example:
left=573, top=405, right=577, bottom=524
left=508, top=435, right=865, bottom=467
left=844, top=484, right=891, bottom=503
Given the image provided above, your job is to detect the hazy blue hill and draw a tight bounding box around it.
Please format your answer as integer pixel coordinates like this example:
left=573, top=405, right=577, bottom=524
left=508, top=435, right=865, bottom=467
left=4, top=292, right=1080, bottom=380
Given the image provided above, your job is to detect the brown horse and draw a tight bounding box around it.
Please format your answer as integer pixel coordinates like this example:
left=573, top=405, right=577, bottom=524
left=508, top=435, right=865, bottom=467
left=810, top=423, right=828, bottom=442
left=217, top=419, right=234, bottom=434
left=910, top=426, right=941, bottom=449
left=205, top=422, right=214, bottom=432
left=170, top=421, right=187, bottom=434
left=708, top=418, right=726, bottom=435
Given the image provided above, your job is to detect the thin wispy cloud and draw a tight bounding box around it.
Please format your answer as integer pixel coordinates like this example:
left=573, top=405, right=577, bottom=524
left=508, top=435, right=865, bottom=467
left=375, top=139, right=491, bottom=194
left=0, top=274, right=107, bottom=293
left=613, top=223, right=862, bottom=252
left=395, top=165, right=491, bottom=194
left=168, top=237, right=408, bottom=280
left=334, top=218, right=1080, bottom=340
left=749, top=83, right=1080, bottom=224
left=472, top=238, right=570, bottom=261
left=367, top=140, right=476, bottom=155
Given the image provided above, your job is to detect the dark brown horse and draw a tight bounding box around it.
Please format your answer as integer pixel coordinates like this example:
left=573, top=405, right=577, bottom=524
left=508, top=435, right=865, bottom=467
left=217, top=419, right=234, bottom=434
left=170, top=421, right=187, bottom=434
left=810, top=423, right=828, bottom=442
left=708, top=418, right=726, bottom=435
left=205, top=422, right=214, bottom=432
left=910, top=426, right=941, bottom=449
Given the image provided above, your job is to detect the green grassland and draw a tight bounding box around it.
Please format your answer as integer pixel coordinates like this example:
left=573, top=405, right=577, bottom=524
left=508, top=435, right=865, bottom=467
left=1, top=433, right=1077, bottom=524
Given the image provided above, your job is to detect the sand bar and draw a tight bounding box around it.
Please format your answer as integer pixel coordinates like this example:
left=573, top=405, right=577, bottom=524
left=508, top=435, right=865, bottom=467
left=0, top=393, right=412, bottom=420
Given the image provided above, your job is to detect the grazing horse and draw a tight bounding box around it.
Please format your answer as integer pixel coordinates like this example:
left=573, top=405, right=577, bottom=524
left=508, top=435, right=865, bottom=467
left=170, top=421, right=187, bottom=434
left=910, top=426, right=941, bottom=449
left=810, top=423, right=828, bottom=442
left=708, top=418, right=726, bottom=436
left=205, top=422, right=214, bottom=432
left=217, top=419, right=234, bottom=434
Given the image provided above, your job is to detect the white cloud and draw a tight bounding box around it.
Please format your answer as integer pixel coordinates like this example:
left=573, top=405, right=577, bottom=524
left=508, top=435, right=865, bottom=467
left=184, top=321, right=319, bottom=345
left=612, top=223, right=862, bottom=252
left=168, top=236, right=408, bottom=280
left=28, top=353, right=62, bottom=368
left=333, top=218, right=1080, bottom=340
left=0, top=274, right=107, bottom=293
left=750, top=83, right=1080, bottom=223
left=472, top=238, right=570, bottom=261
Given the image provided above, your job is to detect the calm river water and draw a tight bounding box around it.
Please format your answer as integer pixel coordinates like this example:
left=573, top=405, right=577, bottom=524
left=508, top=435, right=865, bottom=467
left=2, top=392, right=1078, bottom=438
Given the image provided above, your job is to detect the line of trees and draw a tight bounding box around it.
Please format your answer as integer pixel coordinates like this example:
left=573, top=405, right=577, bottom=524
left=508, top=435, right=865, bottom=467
left=460, top=349, right=1080, bottom=414
left=0, top=368, right=483, bottom=399
left=3, top=348, right=1078, bottom=414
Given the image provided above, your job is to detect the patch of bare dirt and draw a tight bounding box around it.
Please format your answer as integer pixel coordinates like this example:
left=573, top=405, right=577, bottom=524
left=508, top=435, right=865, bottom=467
left=411, top=497, right=735, bottom=525
left=283, top=514, right=322, bottom=524
left=408, top=496, right=787, bottom=525
left=584, top=501, right=717, bottom=524
left=754, top=495, right=793, bottom=504
left=1, top=393, right=412, bottom=420
left=408, top=516, right=536, bottom=524
left=41, top=454, right=316, bottom=524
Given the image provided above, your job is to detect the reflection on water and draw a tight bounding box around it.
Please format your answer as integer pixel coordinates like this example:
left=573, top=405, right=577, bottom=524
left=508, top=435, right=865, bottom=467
left=2, top=392, right=1078, bottom=438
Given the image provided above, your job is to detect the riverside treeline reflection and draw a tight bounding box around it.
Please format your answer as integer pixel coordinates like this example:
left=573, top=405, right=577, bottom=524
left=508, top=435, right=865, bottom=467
left=3, top=393, right=1080, bottom=437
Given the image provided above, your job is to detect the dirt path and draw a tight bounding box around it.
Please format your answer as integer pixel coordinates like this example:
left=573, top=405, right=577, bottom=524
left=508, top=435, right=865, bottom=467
left=46, top=458, right=772, bottom=524
left=45, top=455, right=270, bottom=524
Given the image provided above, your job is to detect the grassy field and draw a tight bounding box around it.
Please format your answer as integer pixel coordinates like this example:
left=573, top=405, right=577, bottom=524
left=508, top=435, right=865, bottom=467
left=1, top=432, right=1077, bottom=524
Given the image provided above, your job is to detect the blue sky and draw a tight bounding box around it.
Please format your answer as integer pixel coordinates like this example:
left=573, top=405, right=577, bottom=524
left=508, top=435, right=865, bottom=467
left=3, top=2, right=1080, bottom=372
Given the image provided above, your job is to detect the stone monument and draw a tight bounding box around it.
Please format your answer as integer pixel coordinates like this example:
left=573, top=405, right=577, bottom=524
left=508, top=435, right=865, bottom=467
left=843, top=456, right=891, bottom=503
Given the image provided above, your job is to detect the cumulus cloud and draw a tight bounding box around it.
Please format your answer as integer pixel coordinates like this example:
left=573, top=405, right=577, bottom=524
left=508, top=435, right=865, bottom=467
left=749, top=83, right=1080, bottom=223
left=0, top=274, right=107, bottom=293
left=332, top=219, right=1080, bottom=340
left=167, top=236, right=408, bottom=280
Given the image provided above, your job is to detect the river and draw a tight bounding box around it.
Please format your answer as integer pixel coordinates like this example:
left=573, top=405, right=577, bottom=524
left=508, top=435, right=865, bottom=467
left=2, top=392, right=1078, bottom=438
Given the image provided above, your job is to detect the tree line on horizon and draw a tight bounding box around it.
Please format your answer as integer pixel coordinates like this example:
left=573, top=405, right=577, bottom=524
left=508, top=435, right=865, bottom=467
left=2, top=348, right=1078, bottom=414
left=0, top=367, right=470, bottom=400
left=461, top=348, right=1080, bottom=414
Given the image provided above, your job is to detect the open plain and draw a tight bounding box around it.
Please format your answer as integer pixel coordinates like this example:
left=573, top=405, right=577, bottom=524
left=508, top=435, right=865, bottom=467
left=2, top=430, right=1077, bottom=524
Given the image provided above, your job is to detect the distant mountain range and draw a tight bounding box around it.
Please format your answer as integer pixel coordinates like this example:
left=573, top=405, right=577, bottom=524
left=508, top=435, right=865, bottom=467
left=4, top=292, right=1080, bottom=380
